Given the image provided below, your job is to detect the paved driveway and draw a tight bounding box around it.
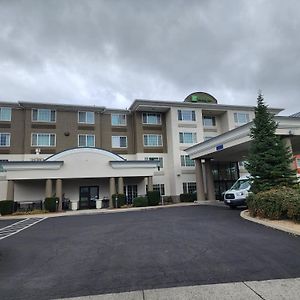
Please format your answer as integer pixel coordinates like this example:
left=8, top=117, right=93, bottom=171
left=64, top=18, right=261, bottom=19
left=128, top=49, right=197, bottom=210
left=0, top=205, right=300, bottom=300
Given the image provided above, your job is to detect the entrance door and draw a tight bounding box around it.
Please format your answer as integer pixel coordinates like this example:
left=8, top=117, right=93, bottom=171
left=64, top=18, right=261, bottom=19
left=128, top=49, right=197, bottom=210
left=79, top=186, right=99, bottom=209
left=124, top=185, right=138, bottom=204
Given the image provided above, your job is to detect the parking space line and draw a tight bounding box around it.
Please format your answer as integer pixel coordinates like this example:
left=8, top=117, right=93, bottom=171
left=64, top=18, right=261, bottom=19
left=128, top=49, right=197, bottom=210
left=0, top=217, right=47, bottom=240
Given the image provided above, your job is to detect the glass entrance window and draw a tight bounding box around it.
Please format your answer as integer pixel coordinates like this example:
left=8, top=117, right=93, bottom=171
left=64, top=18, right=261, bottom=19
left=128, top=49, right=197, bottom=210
left=124, top=185, right=138, bottom=204
left=79, top=186, right=99, bottom=209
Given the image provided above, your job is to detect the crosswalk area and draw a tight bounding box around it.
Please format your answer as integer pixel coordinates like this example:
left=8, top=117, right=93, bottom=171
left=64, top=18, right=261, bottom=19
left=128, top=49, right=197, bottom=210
left=0, top=217, right=47, bottom=240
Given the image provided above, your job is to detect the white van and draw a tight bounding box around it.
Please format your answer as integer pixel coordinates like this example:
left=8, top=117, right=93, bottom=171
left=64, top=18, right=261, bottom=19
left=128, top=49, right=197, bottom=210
left=223, top=175, right=251, bottom=208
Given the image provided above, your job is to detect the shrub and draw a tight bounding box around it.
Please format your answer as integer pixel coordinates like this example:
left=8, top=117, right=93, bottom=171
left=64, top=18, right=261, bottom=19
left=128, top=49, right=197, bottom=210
left=133, top=196, right=148, bottom=207
left=147, top=191, right=160, bottom=206
left=112, top=194, right=126, bottom=208
left=44, top=197, right=58, bottom=212
left=180, top=193, right=197, bottom=202
left=0, top=200, right=15, bottom=215
left=246, top=187, right=300, bottom=221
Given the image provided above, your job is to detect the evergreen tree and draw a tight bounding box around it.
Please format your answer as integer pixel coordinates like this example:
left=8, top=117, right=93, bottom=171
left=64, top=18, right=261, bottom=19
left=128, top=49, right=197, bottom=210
left=245, top=92, right=297, bottom=193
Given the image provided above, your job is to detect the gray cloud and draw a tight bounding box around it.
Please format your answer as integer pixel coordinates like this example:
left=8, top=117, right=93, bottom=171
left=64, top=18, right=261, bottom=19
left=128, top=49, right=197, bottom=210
left=0, top=0, right=299, bottom=114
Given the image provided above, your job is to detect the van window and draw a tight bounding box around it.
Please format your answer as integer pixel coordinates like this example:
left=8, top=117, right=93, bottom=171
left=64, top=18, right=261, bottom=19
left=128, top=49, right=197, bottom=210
left=231, top=179, right=250, bottom=190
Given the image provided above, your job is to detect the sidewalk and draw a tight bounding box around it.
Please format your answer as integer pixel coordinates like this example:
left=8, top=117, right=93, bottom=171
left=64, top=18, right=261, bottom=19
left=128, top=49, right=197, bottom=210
left=0, top=202, right=204, bottom=220
left=241, top=210, right=300, bottom=236
left=57, top=277, right=300, bottom=300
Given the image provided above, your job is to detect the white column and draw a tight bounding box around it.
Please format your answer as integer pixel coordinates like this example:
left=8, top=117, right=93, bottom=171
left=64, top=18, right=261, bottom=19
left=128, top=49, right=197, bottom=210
left=109, top=177, right=116, bottom=208
left=118, top=177, right=124, bottom=194
left=195, top=159, right=205, bottom=201
left=45, top=179, right=52, bottom=198
left=148, top=176, right=153, bottom=192
left=56, top=179, right=62, bottom=212
left=205, top=159, right=216, bottom=201
left=6, top=180, right=14, bottom=201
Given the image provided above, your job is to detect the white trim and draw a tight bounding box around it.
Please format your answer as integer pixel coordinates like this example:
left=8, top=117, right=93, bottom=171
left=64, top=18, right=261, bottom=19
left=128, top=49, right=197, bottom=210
left=143, top=134, right=163, bottom=147
left=0, top=107, right=12, bottom=121
left=111, top=113, right=127, bottom=126
left=0, top=132, right=10, bottom=147
left=78, top=111, right=95, bottom=124
left=2, top=162, right=63, bottom=171
left=46, top=147, right=125, bottom=161
left=31, top=133, right=56, bottom=147
left=31, top=108, right=56, bottom=123
left=78, top=134, right=95, bottom=147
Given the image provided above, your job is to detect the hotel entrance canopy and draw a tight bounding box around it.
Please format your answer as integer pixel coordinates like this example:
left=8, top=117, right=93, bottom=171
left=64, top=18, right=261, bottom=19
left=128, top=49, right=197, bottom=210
left=186, top=116, right=300, bottom=162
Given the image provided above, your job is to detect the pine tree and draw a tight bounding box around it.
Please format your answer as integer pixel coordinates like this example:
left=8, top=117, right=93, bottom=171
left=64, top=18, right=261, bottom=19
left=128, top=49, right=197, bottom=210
left=245, top=93, right=297, bottom=193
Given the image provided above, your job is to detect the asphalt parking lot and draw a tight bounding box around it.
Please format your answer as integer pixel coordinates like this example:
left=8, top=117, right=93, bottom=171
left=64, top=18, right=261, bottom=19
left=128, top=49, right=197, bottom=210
left=0, top=205, right=300, bottom=300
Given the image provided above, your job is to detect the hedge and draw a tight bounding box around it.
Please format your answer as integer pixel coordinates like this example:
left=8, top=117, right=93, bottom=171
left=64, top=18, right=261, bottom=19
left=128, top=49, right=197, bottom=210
left=133, top=196, right=148, bottom=207
left=246, top=187, right=300, bottom=221
left=180, top=193, right=197, bottom=202
left=112, top=194, right=126, bottom=208
left=0, top=200, right=15, bottom=215
left=147, top=191, right=160, bottom=206
left=44, top=197, right=59, bottom=212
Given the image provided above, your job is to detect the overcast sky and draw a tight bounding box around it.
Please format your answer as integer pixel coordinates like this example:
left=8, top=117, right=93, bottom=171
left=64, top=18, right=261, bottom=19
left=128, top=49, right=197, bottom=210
left=0, top=0, right=299, bottom=114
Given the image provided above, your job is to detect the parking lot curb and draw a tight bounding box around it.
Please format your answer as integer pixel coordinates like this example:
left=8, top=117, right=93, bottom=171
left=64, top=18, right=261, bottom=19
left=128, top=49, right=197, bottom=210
left=241, top=210, right=300, bottom=236
left=0, top=202, right=200, bottom=220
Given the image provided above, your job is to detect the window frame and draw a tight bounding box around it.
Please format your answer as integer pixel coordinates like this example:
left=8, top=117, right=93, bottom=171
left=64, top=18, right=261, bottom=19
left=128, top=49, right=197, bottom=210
left=78, top=111, right=95, bottom=124
left=183, top=182, right=197, bottom=194
left=180, top=155, right=195, bottom=167
left=234, top=112, right=250, bottom=126
left=111, top=136, right=128, bottom=148
left=0, top=107, right=12, bottom=121
left=143, top=134, right=163, bottom=147
left=31, top=133, right=56, bottom=147
left=111, top=113, right=127, bottom=126
left=78, top=134, right=95, bottom=147
left=177, top=110, right=196, bottom=121
left=142, top=113, right=162, bottom=125
left=179, top=132, right=197, bottom=144
left=32, top=108, right=56, bottom=123
left=202, top=116, right=216, bottom=127
left=0, top=133, right=11, bottom=147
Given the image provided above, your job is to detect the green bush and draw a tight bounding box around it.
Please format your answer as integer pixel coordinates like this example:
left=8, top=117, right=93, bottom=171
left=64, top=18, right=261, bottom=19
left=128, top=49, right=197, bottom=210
left=180, top=193, right=197, bottom=202
left=0, top=200, right=15, bottom=215
left=147, top=191, right=160, bottom=206
left=133, top=196, right=148, bottom=207
left=44, top=197, right=58, bottom=212
left=112, top=194, right=126, bottom=208
left=246, top=187, right=300, bottom=221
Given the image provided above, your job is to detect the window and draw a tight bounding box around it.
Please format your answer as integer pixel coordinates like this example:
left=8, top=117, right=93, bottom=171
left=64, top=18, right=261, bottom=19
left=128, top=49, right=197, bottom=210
left=143, top=134, right=163, bottom=147
left=183, top=182, right=197, bottom=194
left=181, top=155, right=195, bottom=167
left=78, top=111, right=95, bottom=124
left=234, top=112, right=250, bottom=126
left=32, top=109, right=56, bottom=122
left=0, top=107, right=11, bottom=121
left=145, top=157, right=163, bottom=168
left=31, top=133, right=55, bottom=147
left=112, top=136, right=127, bottom=148
left=178, top=110, right=196, bottom=121
left=146, top=184, right=165, bottom=195
left=179, top=132, right=197, bottom=144
left=296, top=158, right=300, bottom=168
left=0, top=133, right=10, bottom=147
left=153, top=184, right=165, bottom=195
left=203, top=116, right=216, bottom=127
left=142, top=113, right=161, bottom=125
left=111, top=114, right=127, bottom=126
left=78, top=134, right=95, bottom=147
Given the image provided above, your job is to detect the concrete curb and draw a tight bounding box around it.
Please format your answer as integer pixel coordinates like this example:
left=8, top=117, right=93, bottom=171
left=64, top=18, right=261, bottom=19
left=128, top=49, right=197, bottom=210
left=241, top=210, right=300, bottom=236
left=0, top=202, right=200, bottom=220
